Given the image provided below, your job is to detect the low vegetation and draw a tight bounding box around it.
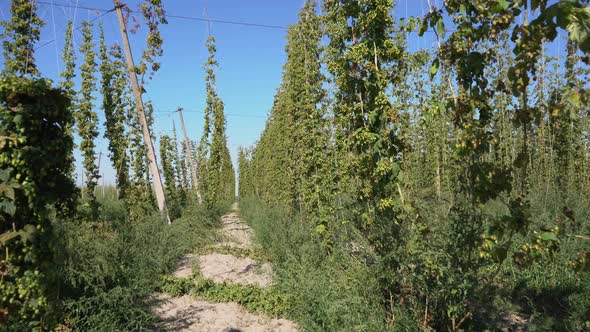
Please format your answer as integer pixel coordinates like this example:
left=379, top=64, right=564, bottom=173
left=241, top=198, right=390, bottom=331
left=160, top=273, right=290, bottom=318
left=55, top=201, right=223, bottom=331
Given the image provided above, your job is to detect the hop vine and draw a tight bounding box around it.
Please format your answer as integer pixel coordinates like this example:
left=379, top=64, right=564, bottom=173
left=1, top=0, right=44, bottom=77
left=77, top=21, right=100, bottom=213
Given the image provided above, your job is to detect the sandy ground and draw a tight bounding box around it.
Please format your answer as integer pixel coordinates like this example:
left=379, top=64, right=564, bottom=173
left=152, top=204, right=298, bottom=332
left=216, top=212, right=253, bottom=249
left=173, top=254, right=196, bottom=279
left=153, top=294, right=298, bottom=332
left=198, top=253, right=272, bottom=287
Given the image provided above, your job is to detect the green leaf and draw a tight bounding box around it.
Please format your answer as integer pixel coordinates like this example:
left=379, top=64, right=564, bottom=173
left=20, top=224, right=36, bottom=243
left=418, top=17, right=428, bottom=36
left=541, top=232, right=557, bottom=241
left=0, top=225, right=36, bottom=244
left=315, top=224, right=327, bottom=234
left=13, top=114, right=23, bottom=124
left=513, top=151, right=527, bottom=169
left=493, top=246, right=508, bottom=263
left=460, top=4, right=467, bottom=14
left=567, top=89, right=581, bottom=108
left=430, top=58, right=440, bottom=78
left=0, top=199, right=16, bottom=216
left=0, top=169, right=10, bottom=182
left=491, top=0, right=509, bottom=13
left=567, top=7, right=590, bottom=52
left=0, top=185, right=15, bottom=200
left=405, top=17, right=416, bottom=32
left=467, top=51, right=485, bottom=75
left=437, top=17, right=445, bottom=38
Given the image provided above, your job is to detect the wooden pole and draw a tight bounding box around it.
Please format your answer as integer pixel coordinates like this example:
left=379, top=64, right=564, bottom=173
left=177, top=107, right=203, bottom=204
left=114, top=0, right=170, bottom=224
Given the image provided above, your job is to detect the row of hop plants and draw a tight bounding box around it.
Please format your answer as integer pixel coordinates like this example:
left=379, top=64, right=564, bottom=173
left=0, top=0, right=75, bottom=327
left=158, top=35, right=236, bottom=218
left=0, top=0, right=235, bottom=329
left=239, top=0, right=590, bottom=330
left=0, top=76, right=76, bottom=329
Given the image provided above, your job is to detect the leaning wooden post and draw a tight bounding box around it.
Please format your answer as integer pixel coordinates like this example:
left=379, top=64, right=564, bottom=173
left=177, top=107, right=203, bottom=204
left=114, top=0, right=170, bottom=224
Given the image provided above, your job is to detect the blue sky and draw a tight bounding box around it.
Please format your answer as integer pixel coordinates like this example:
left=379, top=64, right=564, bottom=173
left=0, top=0, right=566, bottom=186
left=1, top=0, right=307, bottom=185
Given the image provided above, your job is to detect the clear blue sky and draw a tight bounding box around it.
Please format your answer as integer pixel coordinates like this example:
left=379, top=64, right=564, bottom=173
left=1, top=0, right=308, bottom=185
left=0, top=0, right=566, bottom=186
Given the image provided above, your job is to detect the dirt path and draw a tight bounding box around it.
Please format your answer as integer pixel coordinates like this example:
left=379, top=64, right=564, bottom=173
left=152, top=203, right=298, bottom=332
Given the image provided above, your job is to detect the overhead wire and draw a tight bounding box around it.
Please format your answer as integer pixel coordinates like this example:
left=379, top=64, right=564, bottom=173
left=164, top=13, right=286, bottom=30
left=34, top=0, right=453, bottom=52
left=31, top=0, right=450, bottom=132
left=35, top=6, right=115, bottom=50
left=154, top=109, right=267, bottom=119
left=50, top=0, right=61, bottom=74
left=72, top=0, right=80, bottom=27
left=35, top=1, right=288, bottom=33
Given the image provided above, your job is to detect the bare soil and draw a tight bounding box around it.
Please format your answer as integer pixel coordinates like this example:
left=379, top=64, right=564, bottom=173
left=173, top=254, right=196, bottom=279
left=216, top=211, right=253, bottom=249
left=153, top=294, right=297, bottom=332
left=152, top=203, right=298, bottom=332
left=198, top=253, right=272, bottom=287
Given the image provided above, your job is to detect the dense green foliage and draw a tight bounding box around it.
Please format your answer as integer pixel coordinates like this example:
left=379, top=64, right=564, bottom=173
left=240, top=1, right=332, bottom=228
left=100, top=27, right=130, bottom=201
left=0, top=1, right=232, bottom=330
left=0, top=0, right=43, bottom=77
left=240, top=0, right=590, bottom=330
left=56, top=203, right=221, bottom=331
left=127, top=100, right=156, bottom=221
left=240, top=198, right=389, bottom=331
left=0, top=75, right=223, bottom=329
left=171, top=123, right=188, bottom=206
left=159, top=132, right=188, bottom=219
left=0, top=77, right=75, bottom=329
left=137, top=0, right=168, bottom=82
left=58, top=20, right=77, bottom=181
left=77, top=21, right=100, bottom=212
left=197, top=36, right=236, bottom=207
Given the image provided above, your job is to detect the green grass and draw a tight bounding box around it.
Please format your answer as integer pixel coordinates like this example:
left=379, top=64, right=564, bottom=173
left=53, top=190, right=589, bottom=331
left=239, top=194, right=590, bottom=332
left=51, top=198, right=225, bottom=331
left=239, top=197, right=391, bottom=332
left=159, top=274, right=290, bottom=317
left=491, top=189, right=590, bottom=331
